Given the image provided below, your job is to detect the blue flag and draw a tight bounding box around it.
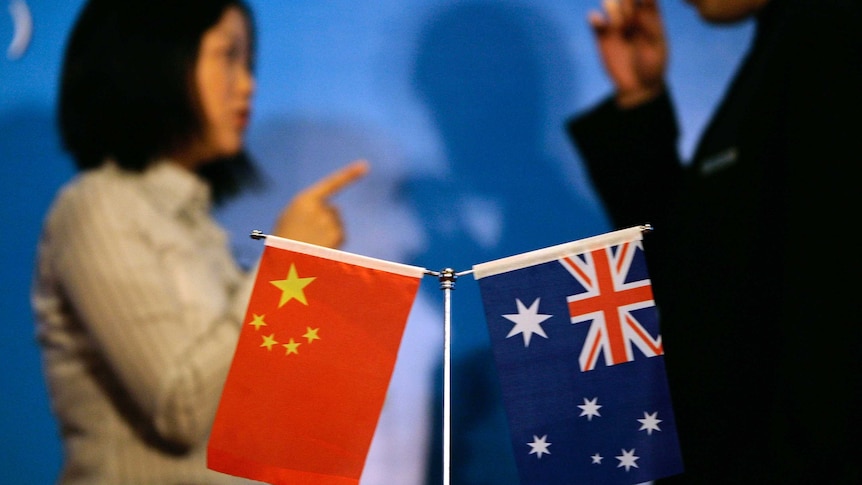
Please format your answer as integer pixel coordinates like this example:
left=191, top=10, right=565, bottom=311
left=473, top=226, right=683, bottom=484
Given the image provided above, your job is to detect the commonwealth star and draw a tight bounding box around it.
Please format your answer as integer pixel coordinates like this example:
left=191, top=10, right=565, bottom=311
left=502, top=298, right=552, bottom=347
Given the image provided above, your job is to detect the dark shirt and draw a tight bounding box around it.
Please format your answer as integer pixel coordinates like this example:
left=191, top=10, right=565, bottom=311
left=567, top=0, right=862, bottom=482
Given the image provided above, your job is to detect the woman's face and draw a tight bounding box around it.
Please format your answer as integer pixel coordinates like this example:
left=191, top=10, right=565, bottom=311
left=189, top=6, right=254, bottom=164
left=684, top=0, right=771, bottom=23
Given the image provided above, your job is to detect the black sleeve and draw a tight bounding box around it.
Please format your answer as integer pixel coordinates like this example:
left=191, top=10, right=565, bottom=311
left=565, top=91, right=685, bottom=230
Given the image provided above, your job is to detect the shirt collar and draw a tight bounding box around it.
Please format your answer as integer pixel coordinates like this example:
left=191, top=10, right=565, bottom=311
left=137, top=160, right=212, bottom=218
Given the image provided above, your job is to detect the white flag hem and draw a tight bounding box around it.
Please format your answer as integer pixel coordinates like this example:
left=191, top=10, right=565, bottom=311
left=263, top=234, right=427, bottom=279
left=472, top=225, right=648, bottom=279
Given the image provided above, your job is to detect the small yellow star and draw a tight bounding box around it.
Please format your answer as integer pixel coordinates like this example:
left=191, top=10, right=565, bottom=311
left=270, top=264, right=316, bottom=307
left=283, top=338, right=301, bottom=355
left=248, top=314, right=267, bottom=331
left=304, top=327, right=320, bottom=344
left=260, top=333, right=278, bottom=351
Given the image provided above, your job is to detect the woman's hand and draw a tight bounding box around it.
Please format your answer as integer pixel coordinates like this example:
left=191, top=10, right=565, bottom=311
left=272, top=160, right=369, bottom=249
left=588, top=0, right=668, bottom=108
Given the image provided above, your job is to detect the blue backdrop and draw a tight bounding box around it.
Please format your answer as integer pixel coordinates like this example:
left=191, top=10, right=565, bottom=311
left=0, top=1, right=751, bottom=482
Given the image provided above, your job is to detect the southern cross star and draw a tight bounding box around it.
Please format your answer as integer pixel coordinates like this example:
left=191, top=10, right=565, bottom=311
left=527, top=435, right=551, bottom=459
left=637, top=411, right=663, bottom=435
left=578, top=397, right=602, bottom=421
left=616, top=449, right=640, bottom=471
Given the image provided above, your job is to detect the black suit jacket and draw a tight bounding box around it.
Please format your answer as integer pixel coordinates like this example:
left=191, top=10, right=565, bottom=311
left=567, top=0, right=862, bottom=482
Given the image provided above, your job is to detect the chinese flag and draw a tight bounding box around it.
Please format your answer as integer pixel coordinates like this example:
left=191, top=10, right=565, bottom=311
left=208, top=235, right=424, bottom=485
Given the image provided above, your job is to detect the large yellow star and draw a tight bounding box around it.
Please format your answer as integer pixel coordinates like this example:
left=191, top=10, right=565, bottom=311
left=303, top=327, right=320, bottom=344
left=270, top=264, right=316, bottom=307
left=283, top=338, right=301, bottom=355
left=248, top=314, right=267, bottom=331
left=260, top=333, right=278, bottom=351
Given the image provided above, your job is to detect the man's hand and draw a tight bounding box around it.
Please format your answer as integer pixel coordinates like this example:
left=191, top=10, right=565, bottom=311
left=588, top=0, right=668, bottom=108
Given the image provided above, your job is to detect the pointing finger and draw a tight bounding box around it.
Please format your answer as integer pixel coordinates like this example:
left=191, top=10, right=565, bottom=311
left=302, top=159, right=370, bottom=200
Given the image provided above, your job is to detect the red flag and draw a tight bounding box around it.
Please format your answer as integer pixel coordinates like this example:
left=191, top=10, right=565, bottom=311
left=208, top=235, right=425, bottom=485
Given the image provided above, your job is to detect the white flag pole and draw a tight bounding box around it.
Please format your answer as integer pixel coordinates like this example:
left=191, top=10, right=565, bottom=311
left=428, top=267, right=473, bottom=485
left=435, top=268, right=457, bottom=485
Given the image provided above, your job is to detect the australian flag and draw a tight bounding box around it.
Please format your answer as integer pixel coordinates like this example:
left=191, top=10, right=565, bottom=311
left=473, top=226, right=683, bottom=484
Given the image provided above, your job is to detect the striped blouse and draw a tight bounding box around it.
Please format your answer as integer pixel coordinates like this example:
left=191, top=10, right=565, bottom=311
left=32, top=161, right=261, bottom=484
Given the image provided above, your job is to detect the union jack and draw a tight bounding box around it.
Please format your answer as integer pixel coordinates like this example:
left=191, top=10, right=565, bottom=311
left=560, top=240, right=663, bottom=372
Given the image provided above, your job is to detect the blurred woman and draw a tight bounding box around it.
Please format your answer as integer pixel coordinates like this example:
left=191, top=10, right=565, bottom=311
left=32, top=1, right=366, bottom=483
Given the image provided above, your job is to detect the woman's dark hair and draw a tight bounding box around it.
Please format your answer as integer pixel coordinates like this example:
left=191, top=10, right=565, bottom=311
left=59, top=0, right=259, bottom=203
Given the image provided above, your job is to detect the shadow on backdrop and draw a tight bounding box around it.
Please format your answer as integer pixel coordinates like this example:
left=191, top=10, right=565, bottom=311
left=405, top=2, right=607, bottom=484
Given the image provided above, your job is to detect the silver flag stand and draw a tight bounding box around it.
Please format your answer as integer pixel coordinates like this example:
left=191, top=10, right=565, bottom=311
left=427, top=267, right=472, bottom=485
